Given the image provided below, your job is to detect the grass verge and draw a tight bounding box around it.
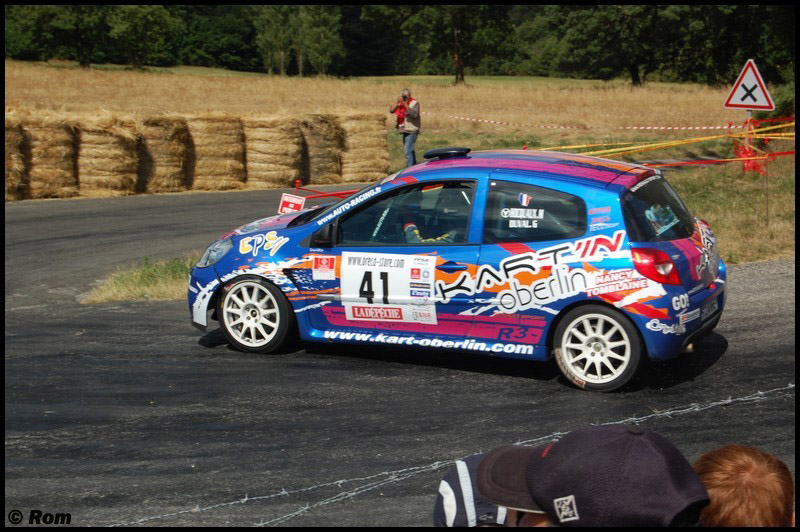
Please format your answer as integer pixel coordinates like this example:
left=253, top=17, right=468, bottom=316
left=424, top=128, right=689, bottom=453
left=83, top=254, right=200, bottom=304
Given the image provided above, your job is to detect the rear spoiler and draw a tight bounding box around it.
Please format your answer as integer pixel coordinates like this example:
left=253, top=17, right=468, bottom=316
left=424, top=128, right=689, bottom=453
left=609, top=167, right=660, bottom=190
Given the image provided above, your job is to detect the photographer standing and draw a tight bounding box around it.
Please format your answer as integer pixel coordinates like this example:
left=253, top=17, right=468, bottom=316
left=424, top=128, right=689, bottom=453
left=390, top=88, right=421, bottom=167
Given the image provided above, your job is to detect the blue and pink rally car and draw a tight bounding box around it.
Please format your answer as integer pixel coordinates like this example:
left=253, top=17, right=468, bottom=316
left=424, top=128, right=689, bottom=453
left=188, top=148, right=726, bottom=391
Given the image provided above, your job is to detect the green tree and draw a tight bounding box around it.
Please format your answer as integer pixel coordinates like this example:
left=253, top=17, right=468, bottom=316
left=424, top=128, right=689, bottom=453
left=108, top=6, right=182, bottom=69
left=177, top=6, right=258, bottom=71
left=5, top=6, right=44, bottom=60
left=302, top=6, right=345, bottom=75
left=557, top=6, right=662, bottom=85
left=253, top=6, right=293, bottom=75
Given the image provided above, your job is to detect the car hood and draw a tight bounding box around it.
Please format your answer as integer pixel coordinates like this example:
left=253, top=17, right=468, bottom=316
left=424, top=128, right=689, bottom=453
left=221, top=211, right=304, bottom=238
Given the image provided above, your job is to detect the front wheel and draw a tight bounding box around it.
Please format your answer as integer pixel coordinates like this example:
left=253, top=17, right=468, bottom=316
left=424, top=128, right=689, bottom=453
left=217, top=276, right=293, bottom=353
left=553, top=305, right=643, bottom=392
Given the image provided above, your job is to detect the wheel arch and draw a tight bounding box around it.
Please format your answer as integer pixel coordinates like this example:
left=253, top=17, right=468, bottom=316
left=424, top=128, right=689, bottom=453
left=545, top=299, right=648, bottom=359
left=210, top=270, right=300, bottom=323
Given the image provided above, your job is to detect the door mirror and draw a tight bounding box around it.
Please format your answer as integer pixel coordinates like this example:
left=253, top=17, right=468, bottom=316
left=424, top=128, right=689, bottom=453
left=311, top=223, right=335, bottom=248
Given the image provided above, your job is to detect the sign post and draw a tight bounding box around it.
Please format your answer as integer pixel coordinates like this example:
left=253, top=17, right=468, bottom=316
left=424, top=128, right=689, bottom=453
left=724, top=59, right=775, bottom=225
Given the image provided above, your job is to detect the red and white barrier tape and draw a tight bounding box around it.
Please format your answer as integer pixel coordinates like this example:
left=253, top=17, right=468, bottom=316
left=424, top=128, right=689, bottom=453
left=421, top=111, right=746, bottom=131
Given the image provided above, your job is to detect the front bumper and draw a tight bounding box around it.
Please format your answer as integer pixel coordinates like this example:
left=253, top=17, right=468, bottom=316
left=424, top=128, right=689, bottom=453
left=188, top=266, right=221, bottom=330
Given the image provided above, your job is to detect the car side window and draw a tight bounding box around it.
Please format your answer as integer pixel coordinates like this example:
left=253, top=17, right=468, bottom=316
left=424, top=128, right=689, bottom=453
left=484, top=180, right=586, bottom=244
left=337, top=181, right=475, bottom=246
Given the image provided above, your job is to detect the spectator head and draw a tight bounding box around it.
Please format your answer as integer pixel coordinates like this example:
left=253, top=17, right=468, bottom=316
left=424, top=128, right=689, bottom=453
left=694, top=444, right=795, bottom=527
left=476, top=425, right=709, bottom=527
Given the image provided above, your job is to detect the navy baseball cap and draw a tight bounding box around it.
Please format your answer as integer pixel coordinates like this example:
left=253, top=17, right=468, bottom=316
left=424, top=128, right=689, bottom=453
left=476, top=425, right=710, bottom=527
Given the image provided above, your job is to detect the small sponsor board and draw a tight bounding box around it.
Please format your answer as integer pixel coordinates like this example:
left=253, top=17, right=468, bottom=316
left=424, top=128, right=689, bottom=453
left=278, top=193, right=306, bottom=214
left=312, top=255, right=336, bottom=280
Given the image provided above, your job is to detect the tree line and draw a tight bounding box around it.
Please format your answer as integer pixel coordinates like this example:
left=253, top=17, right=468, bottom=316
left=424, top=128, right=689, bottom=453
left=5, top=5, right=795, bottom=87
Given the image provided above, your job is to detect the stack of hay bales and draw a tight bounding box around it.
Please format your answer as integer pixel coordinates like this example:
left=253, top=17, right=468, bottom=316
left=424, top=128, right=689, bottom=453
left=139, top=116, right=192, bottom=193
left=187, top=115, right=246, bottom=190
left=299, top=114, right=345, bottom=184
left=24, top=113, right=80, bottom=199
left=340, top=113, right=390, bottom=184
left=139, top=115, right=194, bottom=192
left=243, top=117, right=303, bottom=189
left=4, top=114, right=29, bottom=201
left=78, top=115, right=140, bottom=196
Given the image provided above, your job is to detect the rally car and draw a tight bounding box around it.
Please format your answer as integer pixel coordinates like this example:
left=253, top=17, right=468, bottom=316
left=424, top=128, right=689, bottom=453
left=188, top=148, right=726, bottom=391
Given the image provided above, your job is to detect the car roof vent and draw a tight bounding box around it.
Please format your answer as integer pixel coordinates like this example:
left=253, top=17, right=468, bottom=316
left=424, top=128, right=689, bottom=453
left=423, top=147, right=471, bottom=160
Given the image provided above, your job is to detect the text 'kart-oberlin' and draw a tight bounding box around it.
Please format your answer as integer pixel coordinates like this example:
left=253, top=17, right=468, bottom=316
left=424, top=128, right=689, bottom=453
left=188, top=148, right=726, bottom=392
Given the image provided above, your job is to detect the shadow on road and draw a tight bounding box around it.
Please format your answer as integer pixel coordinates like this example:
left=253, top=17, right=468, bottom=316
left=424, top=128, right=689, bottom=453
left=642, top=332, right=729, bottom=390
left=197, top=328, right=727, bottom=390
left=198, top=327, right=559, bottom=381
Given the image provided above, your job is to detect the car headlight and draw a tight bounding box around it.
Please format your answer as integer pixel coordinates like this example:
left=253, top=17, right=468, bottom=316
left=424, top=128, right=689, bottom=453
left=196, top=238, right=233, bottom=268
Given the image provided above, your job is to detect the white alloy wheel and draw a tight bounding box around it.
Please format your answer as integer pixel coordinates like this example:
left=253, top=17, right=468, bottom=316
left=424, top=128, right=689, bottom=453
left=218, top=278, right=290, bottom=353
left=554, top=306, right=642, bottom=392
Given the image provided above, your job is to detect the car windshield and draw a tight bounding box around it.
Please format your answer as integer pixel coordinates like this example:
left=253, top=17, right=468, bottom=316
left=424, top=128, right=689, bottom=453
left=301, top=181, right=384, bottom=225
left=622, top=173, right=695, bottom=242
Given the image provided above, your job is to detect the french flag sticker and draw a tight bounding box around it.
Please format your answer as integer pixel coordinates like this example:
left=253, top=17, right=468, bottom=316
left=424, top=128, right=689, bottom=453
left=518, top=193, right=532, bottom=206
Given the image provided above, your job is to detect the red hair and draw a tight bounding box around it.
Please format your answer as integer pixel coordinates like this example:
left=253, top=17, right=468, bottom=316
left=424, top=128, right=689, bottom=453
left=694, top=444, right=794, bottom=527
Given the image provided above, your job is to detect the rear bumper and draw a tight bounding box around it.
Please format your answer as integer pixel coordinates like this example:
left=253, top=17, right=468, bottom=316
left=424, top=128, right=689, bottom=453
left=640, top=279, right=726, bottom=361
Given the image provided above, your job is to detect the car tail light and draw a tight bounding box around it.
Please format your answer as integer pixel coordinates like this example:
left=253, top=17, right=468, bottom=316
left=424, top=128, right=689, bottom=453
left=632, top=248, right=682, bottom=285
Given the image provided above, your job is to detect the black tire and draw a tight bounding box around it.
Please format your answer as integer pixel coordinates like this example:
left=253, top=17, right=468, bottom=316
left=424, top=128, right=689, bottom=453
left=216, top=276, right=294, bottom=353
left=553, top=305, right=643, bottom=392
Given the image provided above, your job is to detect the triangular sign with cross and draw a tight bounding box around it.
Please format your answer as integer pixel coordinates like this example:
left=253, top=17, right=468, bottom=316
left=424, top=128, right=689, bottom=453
left=724, top=59, right=775, bottom=111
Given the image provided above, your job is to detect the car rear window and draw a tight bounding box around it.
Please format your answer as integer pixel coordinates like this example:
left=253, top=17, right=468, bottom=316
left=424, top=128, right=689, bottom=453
left=484, top=181, right=586, bottom=243
left=622, top=174, right=695, bottom=242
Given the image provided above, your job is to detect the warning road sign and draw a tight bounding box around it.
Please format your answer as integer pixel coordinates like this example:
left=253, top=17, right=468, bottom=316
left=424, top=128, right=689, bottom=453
left=724, top=59, right=774, bottom=111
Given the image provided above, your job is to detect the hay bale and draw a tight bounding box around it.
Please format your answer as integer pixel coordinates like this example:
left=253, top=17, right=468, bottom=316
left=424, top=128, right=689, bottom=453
left=243, top=117, right=303, bottom=189
left=5, top=117, right=29, bottom=201
left=299, top=114, right=345, bottom=184
left=77, top=116, right=139, bottom=196
left=187, top=116, right=245, bottom=190
left=23, top=114, right=79, bottom=199
left=339, top=113, right=389, bottom=184
left=139, top=116, right=192, bottom=193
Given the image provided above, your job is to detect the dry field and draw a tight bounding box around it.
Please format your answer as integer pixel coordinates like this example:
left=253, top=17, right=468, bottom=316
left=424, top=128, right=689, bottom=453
left=5, top=59, right=751, bottom=141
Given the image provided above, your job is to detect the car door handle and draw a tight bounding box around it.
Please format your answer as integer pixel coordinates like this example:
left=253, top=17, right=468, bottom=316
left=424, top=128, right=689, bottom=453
left=436, top=261, right=468, bottom=273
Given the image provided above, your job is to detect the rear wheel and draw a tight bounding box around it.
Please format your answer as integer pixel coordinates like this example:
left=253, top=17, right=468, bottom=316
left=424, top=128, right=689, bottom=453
left=554, top=305, right=642, bottom=392
left=217, top=277, right=293, bottom=353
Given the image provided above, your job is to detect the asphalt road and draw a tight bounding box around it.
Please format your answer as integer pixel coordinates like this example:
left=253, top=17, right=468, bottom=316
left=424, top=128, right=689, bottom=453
left=5, top=189, right=795, bottom=527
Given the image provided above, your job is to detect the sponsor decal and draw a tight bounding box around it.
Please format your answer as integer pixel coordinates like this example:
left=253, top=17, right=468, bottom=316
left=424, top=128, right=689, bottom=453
left=588, top=222, right=619, bottom=232
left=695, top=222, right=719, bottom=279
left=586, top=269, right=648, bottom=297
left=629, top=173, right=662, bottom=193
left=315, top=186, right=383, bottom=226
left=350, top=305, right=404, bottom=321
left=588, top=206, right=611, bottom=215
left=646, top=319, right=686, bottom=335
left=312, top=255, right=336, bottom=281
left=322, top=330, right=535, bottom=355
left=239, top=231, right=289, bottom=257
left=679, top=308, right=700, bottom=324
left=438, top=231, right=628, bottom=306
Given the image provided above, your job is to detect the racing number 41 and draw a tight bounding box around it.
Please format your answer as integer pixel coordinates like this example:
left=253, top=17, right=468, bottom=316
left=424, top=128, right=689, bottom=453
left=359, top=271, right=389, bottom=304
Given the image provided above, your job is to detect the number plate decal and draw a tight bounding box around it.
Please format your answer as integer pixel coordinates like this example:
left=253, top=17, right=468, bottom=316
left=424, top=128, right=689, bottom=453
left=341, top=252, right=438, bottom=324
